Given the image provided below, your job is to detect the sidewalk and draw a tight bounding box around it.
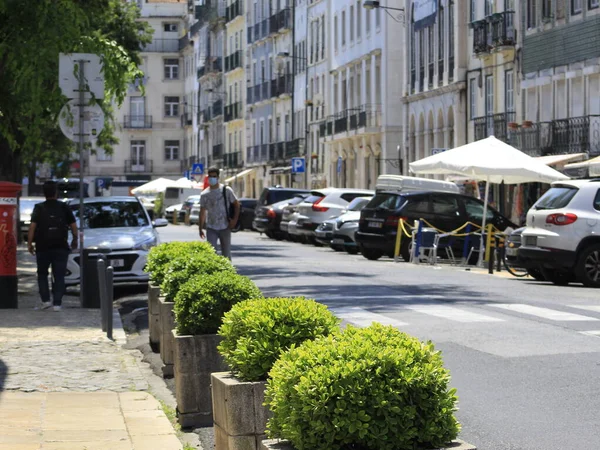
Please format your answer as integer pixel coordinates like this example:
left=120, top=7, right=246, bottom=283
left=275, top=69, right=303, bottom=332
left=0, top=248, right=184, bottom=450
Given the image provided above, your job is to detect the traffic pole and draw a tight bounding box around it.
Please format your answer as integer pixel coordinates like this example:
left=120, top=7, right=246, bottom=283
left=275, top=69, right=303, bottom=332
left=78, top=59, right=85, bottom=307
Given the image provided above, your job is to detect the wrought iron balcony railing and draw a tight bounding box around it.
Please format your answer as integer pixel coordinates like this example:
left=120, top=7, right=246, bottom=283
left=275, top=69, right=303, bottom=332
left=225, top=0, right=242, bottom=23
left=490, top=11, right=515, bottom=47
left=472, top=20, right=490, bottom=54
left=224, top=50, right=242, bottom=72
left=124, top=159, right=153, bottom=173
left=473, top=112, right=516, bottom=142
left=123, top=115, right=152, bottom=129
left=224, top=102, right=242, bottom=122
left=271, top=74, right=293, bottom=97
left=141, top=39, right=178, bottom=53
left=212, top=143, right=224, bottom=160
left=224, top=152, right=243, bottom=168
left=211, top=100, right=223, bottom=118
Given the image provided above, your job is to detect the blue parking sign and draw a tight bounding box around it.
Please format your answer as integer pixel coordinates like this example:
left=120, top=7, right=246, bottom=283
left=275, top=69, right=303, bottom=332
left=192, top=163, right=204, bottom=175
left=291, top=157, right=305, bottom=173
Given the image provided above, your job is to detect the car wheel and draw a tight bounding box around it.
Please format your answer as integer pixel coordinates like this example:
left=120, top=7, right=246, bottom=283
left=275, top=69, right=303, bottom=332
left=361, top=247, right=383, bottom=261
left=265, top=231, right=275, bottom=239
left=346, top=247, right=359, bottom=255
left=330, top=244, right=343, bottom=252
left=541, top=268, right=574, bottom=286
left=527, top=268, right=546, bottom=282
left=576, top=244, right=600, bottom=288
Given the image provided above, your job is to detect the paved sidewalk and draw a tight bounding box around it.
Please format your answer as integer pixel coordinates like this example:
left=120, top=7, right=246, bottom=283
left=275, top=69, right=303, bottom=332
left=0, top=248, right=183, bottom=450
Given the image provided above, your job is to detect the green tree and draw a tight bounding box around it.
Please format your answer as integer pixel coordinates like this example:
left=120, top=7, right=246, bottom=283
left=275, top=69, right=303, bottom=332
left=0, top=0, right=152, bottom=182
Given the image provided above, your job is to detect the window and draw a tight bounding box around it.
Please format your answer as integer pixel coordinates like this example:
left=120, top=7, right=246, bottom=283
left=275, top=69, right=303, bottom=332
left=130, top=140, right=146, bottom=165
left=366, top=7, right=371, bottom=34
left=357, top=1, right=362, bottom=38
left=163, top=23, right=178, bottom=32
left=165, top=140, right=179, bottom=160
left=464, top=198, right=494, bottom=222
left=470, top=0, right=476, bottom=21
left=341, top=10, right=346, bottom=46
left=594, top=189, right=600, bottom=211
left=527, top=0, right=537, bottom=27
left=485, top=0, right=493, bottom=15
left=73, top=200, right=149, bottom=229
left=432, top=196, right=460, bottom=216
left=350, top=6, right=354, bottom=42
left=428, top=26, right=434, bottom=64
left=376, top=3, right=381, bottom=28
left=505, top=70, right=514, bottom=112
left=334, top=15, right=338, bottom=51
left=542, top=0, right=553, bottom=18
left=469, top=79, right=477, bottom=119
left=485, top=75, right=494, bottom=116
left=448, top=2, right=454, bottom=58
left=96, top=149, right=112, bottom=161
left=438, top=5, right=444, bottom=61
left=164, top=59, right=179, bottom=79
left=591, top=0, right=600, bottom=9
left=572, top=0, right=583, bottom=13
left=403, top=197, right=431, bottom=215
left=164, top=96, right=179, bottom=117
left=534, top=187, right=578, bottom=209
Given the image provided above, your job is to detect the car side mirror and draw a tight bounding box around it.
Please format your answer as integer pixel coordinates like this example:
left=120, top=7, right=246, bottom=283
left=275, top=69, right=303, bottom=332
left=152, top=218, right=169, bottom=228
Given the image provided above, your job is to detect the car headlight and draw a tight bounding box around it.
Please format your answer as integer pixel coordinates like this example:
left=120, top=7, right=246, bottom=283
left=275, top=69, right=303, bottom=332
left=133, top=236, right=158, bottom=251
left=339, top=220, right=358, bottom=229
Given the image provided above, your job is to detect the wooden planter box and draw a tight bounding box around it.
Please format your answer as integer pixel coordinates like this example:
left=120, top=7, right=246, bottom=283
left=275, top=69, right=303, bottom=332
left=261, top=439, right=477, bottom=450
left=173, top=332, right=228, bottom=428
left=159, top=297, right=176, bottom=378
left=212, top=372, right=271, bottom=450
left=148, top=283, right=161, bottom=352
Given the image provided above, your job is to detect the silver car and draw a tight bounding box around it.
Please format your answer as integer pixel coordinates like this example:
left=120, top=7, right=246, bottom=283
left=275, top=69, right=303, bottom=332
left=315, top=197, right=372, bottom=253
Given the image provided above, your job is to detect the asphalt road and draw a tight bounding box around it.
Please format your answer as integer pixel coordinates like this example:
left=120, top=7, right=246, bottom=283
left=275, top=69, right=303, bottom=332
left=157, top=224, right=600, bottom=450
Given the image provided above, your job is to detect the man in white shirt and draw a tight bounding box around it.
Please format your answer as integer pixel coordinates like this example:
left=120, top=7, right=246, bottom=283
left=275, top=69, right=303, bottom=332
left=199, top=167, right=240, bottom=259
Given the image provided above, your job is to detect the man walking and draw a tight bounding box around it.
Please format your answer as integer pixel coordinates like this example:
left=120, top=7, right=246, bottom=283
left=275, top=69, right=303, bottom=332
left=199, top=167, right=240, bottom=260
left=27, top=181, right=78, bottom=311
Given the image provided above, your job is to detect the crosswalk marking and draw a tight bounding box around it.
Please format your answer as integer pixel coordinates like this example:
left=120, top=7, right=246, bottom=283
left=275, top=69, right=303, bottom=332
left=490, top=304, right=600, bottom=321
left=330, top=307, right=408, bottom=328
left=579, top=330, right=600, bottom=338
left=568, top=305, right=600, bottom=314
left=402, top=305, right=504, bottom=323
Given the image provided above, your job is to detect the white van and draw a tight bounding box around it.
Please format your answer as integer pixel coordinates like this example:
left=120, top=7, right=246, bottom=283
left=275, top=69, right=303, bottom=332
left=164, top=187, right=203, bottom=208
left=375, top=175, right=459, bottom=194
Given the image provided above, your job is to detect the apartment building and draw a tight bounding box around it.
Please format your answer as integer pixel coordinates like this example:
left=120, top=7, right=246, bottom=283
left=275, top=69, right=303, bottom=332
left=404, top=0, right=467, bottom=174
left=93, top=0, right=187, bottom=180
left=319, top=0, right=404, bottom=190
left=518, top=0, right=600, bottom=172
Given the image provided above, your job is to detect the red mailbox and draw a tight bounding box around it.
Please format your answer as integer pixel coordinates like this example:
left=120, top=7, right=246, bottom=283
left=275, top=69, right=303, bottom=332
left=0, top=181, right=22, bottom=308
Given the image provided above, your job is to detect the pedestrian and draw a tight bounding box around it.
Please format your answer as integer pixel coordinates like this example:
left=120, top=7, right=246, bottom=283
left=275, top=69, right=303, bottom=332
left=27, top=181, right=78, bottom=311
left=198, top=167, right=240, bottom=260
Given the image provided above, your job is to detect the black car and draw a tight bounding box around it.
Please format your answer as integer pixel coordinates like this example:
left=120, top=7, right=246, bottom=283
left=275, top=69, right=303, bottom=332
left=233, top=198, right=258, bottom=231
left=253, top=187, right=310, bottom=238
left=355, top=191, right=518, bottom=262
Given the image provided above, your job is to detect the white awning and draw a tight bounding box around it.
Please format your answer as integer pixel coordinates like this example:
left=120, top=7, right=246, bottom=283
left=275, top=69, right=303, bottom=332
left=224, top=168, right=255, bottom=184
left=269, top=166, right=292, bottom=175
left=564, top=155, right=600, bottom=176
left=534, top=153, right=587, bottom=167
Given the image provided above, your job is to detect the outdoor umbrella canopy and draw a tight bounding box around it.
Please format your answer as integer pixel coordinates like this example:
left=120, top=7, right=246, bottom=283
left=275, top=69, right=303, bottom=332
left=409, top=136, right=569, bottom=265
left=131, top=177, right=178, bottom=195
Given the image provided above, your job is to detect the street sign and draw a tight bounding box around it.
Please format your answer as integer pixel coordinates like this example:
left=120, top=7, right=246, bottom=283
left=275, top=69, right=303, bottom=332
left=192, top=163, right=204, bottom=175
left=291, top=157, right=305, bottom=173
left=431, top=148, right=448, bottom=155
left=184, top=170, right=191, bottom=180
left=58, top=100, right=105, bottom=143
left=337, top=156, right=343, bottom=173
left=59, top=53, right=104, bottom=99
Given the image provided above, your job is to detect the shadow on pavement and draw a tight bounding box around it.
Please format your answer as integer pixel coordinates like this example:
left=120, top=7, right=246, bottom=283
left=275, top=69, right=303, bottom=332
left=236, top=264, right=376, bottom=280
left=0, top=358, right=6, bottom=395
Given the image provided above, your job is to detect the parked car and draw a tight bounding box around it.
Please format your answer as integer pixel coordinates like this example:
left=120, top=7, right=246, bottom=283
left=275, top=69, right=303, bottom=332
left=293, top=188, right=375, bottom=245
left=253, top=198, right=298, bottom=239
left=19, top=196, right=45, bottom=241
left=279, top=194, right=311, bottom=240
left=504, top=228, right=546, bottom=280
left=315, top=196, right=372, bottom=249
left=330, top=197, right=373, bottom=254
left=65, top=196, right=168, bottom=286
left=233, top=198, right=258, bottom=231
left=356, top=191, right=518, bottom=261
left=165, top=203, right=183, bottom=222
left=183, top=195, right=201, bottom=224
left=256, top=186, right=310, bottom=208
left=518, top=179, right=600, bottom=287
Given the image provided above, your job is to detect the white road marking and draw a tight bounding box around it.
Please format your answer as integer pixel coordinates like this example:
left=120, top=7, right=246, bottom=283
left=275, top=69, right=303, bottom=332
left=330, top=307, right=409, bottom=328
left=403, top=305, right=504, bottom=323
left=567, top=305, right=600, bottom=314
left=490, top=304, right=600, bottom=321
left=579, top=330, right=600, bottom=338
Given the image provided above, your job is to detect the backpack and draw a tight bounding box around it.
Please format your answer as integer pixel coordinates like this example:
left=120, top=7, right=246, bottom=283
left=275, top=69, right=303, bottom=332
left=36, top=202, right=69, bottom=248
left=222, top=186, right=235, bottom=220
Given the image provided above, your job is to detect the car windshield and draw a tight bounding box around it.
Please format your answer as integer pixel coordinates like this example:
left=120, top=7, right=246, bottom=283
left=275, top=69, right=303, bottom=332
left=347, top=197, right=371, bottom=211
left=72, top=201, right=149, bottom=229
left=367, top=193, right=406, bottom=210
left=20, top=199, right=44, bottom=215
left=534, top=186, right=578, bottom=210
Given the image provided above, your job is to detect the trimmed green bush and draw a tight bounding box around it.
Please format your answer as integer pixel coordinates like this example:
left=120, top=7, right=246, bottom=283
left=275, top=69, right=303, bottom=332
left=174, top=272, right=262, bottom=335
left=161, top=251, right=235, bottom=301
left=265, top=323, right=460, bottom=450
left=146, top=241, right=215, bottom=286
left=217, top=297, right=340, bottom=382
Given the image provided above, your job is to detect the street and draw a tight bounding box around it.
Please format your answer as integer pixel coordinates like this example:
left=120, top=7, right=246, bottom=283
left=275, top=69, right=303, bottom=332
left=156, top=224, right=600, bottom=450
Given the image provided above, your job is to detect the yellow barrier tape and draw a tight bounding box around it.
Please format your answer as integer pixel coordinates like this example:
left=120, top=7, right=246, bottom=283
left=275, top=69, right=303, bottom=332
left=418, top=218, right=483, bottom=237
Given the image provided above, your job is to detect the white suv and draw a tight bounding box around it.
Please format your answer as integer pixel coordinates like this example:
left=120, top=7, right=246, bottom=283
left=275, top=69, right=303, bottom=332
left=519, top=179, right=600, bottom=287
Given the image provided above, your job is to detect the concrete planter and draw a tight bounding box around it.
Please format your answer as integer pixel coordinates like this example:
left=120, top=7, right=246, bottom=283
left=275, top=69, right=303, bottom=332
left=159, top=297, right=176, bottom=378
left=173, top=332, right=228, bottom=428
left=212, top=372, right=270, bottom=450
left=261, top=439, right=477, bottom=450
left=148, top=283, right=161, bottom=352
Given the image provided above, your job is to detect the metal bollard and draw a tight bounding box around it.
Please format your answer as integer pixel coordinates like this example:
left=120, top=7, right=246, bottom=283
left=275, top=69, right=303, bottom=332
left=106, top=266, right=113, bottom=341
left=97, top=258, right=108, bottom=332
left=488, top=244, right=495, bottom=274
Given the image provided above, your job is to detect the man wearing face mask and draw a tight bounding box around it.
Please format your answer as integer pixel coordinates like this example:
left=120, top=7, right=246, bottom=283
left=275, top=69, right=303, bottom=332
left=199, top=167, right=240, bottom=259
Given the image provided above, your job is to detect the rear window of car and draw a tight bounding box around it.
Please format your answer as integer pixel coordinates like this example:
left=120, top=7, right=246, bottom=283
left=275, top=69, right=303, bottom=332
left=367, top=193, right=406, bottom=210
left=261, top=190, right=307, bottom=205
left=533, top=186, right=578, bottom=210
left=304, top=194, right=325, bottom=204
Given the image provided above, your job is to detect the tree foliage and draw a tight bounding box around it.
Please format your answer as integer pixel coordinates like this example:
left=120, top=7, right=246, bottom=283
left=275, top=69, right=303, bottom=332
left=0, top=0, right=153, bottom=180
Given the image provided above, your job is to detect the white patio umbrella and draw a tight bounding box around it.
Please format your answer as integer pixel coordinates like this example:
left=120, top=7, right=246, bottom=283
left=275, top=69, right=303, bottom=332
left=131, top=177, right=178, bottom=195
left=173, top=177, right=194, bottom=188
left=409, top=136, right=569, bottom=265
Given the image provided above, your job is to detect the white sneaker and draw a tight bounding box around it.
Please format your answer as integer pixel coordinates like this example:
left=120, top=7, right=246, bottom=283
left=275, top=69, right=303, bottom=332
left=41, top=302, right=52, bottom=310
left=53, top=306, right=62, bottom=312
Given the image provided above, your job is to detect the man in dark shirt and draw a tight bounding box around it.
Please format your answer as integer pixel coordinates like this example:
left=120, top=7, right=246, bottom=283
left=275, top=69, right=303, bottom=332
left=27, top=181, right=78, bottom=311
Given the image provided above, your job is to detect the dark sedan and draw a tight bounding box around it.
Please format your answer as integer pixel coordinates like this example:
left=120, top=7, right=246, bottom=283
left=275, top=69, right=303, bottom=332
left=253, top=198, right=299, bottom=239
left=233, top=198, right=258, bottom=231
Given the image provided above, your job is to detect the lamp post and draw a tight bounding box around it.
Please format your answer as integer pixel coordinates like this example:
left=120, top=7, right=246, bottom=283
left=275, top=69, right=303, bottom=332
left=277, top=52, right=310, bottom=188
left=362, top=1, right=404, bottom=12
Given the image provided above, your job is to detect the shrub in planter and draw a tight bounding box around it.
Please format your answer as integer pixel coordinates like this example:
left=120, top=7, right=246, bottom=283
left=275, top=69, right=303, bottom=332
left=161, top=251, right=235, bottom=301
left=147, top=241, right=215, bottom=286
left=218, top=297, right=340, bottom=382
left=265, top=323, right=460, bottom=450
left=174, top=272, right=263, bottom=336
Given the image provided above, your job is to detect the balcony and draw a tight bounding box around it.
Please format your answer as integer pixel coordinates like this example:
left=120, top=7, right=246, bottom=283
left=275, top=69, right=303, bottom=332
left=224, top=102, right=242, bottom=122
left=179, top=34, right=191, bottom=51
left=507, top=123, right=552, bottom=157
left=473, top=112, right=516, bottom=142
left=180, top=112, right=193, bottom=127
left=285, top=139, right=303, bottom=159
left=270, top=8, right=291, bottom=33
left=211, top=100, right=223, bottom=118
left=550, top=115, right=600, bottom=155
left=141, top=39, right=178, bottom=53
left=271, top=74, right=293, bottom=97
left=124, top=159, right=153, bottom=173
left=194, top=1, right=225, bottom=25
left=225, top=0, right=242, bottom=23
left=224, top=50, right=242, bottom=72
left=123, top=115, right=152, bottom=129
left=247, top=86, right=253, bottom=105
left=472, top=12, right=515, bottom=55
left=334, top=111, right=349, bottom=134
left=472, top=20, right=490, bottom=54
left=212, top=143, right=224, bottom=160
left=224, top=152, right=243, bottom=169
left=246, top=145, right=269, bottom=164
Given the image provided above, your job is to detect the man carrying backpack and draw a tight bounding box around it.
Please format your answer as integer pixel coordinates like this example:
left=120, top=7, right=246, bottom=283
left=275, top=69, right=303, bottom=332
left=199, top=167, right=240, bottom=260
left=27, top=181, right=78, bottom=311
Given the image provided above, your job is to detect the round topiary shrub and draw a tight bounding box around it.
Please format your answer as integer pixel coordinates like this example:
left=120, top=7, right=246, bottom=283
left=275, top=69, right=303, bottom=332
left=217, top=297, right=340, bottom=382
left=174, top=272, right=262, bottom=336
left=161, top=251, right=235, bottom=301
left=265, top=323, right=460, bottom=450
left=146, top=241, right=215, bottom=286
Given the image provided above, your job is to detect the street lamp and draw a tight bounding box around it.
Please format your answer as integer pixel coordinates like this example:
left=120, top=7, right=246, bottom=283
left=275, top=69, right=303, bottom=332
left=362, top=1, right=404, bottom=12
